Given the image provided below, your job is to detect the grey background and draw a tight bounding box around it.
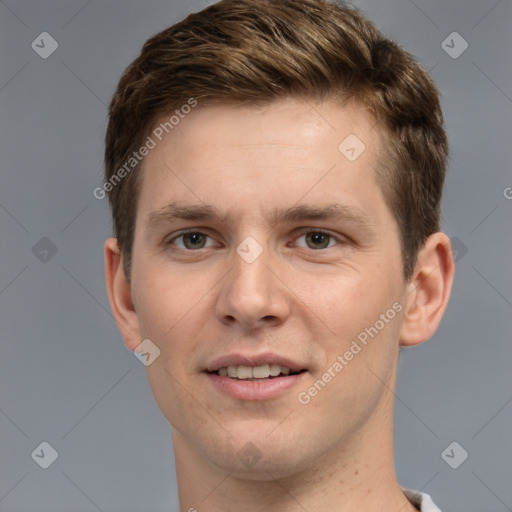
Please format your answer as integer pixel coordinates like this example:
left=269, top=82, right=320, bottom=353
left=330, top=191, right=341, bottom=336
left=1, top=0, right=511, bottom=511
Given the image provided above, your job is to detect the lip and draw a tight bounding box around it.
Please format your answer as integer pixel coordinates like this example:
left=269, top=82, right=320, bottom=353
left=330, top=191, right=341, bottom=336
left=205, top=352, right=305, bottom=373
left=205, top=371, right=308, bottom=401
left=204, top=352, right=308, bottom=401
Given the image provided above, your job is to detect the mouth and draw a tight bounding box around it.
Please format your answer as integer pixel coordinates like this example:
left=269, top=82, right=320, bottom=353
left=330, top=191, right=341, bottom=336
left=204, top=354, right=308, bottom=400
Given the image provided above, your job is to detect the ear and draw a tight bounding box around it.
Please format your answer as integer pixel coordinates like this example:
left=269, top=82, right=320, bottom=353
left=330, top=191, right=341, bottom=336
left=399, top=232, right=455, bottom=347
left=104, top=237, right=141, bottom=351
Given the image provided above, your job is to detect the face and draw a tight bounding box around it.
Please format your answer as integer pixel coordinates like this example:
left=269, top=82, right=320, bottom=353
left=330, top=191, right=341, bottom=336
left=127, top=97, right=408, bottom=478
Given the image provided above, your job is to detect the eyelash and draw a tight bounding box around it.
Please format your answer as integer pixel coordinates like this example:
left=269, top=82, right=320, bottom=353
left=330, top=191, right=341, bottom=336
left=166, top=228, right=343, bottom=251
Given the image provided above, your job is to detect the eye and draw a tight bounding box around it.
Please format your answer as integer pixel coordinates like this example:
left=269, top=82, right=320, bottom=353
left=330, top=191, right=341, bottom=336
left=169, top=231, right=216, bottom=250
left=294, top=230, right=338, bottom=250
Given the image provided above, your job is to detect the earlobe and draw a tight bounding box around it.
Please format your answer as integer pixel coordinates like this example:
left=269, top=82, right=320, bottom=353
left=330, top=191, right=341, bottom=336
left=399, top=232, right=455, bottom=347
left=104, top=237, right=141, bottom=351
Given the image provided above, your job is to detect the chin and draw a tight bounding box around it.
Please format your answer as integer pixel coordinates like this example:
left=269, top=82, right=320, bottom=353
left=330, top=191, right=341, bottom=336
left=204, top=433, right=316, bottom=481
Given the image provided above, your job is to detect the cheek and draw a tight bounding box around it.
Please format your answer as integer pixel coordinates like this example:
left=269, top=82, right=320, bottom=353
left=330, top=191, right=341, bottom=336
left=299, top=269, right=373, bottom=337
left=304, top=260, right=403, bottom=363
left=131, top=264, right=197, bottom=345
left=131, top=262, right=221, bottom=378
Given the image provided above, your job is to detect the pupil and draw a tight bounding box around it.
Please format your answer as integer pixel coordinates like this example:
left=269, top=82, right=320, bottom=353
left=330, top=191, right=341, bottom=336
left=185, top=233, right=204, bottom=248
left=307, top=232, right=329, bottom=249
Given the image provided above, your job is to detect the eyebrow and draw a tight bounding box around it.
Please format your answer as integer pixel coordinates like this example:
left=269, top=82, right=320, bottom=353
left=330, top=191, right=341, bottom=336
left=146, top=203, right=226, bottom=228
left=271, top=204, right=374, bottom=228
left=145, top=202, right=374, bottom=230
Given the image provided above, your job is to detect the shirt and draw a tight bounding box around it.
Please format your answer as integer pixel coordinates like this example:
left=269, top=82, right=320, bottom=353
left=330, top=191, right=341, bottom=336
left=402, top=488, right=442, bottom=512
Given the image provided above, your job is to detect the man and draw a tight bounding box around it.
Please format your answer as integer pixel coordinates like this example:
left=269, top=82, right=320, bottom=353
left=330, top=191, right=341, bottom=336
left=103, top=0, right=454, bottom=510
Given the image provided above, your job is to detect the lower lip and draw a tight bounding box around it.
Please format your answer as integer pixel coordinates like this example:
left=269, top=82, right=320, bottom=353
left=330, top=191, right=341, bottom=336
left=205, top=372, right=307, bottom=401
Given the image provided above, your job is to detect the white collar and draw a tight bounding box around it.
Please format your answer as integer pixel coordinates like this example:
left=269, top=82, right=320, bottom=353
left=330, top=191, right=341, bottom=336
left=401, top=488, right=442, bottom=512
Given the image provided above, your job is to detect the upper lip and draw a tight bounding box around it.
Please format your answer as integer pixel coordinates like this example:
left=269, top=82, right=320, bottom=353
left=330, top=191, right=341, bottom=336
left=205, top=353, right=306, bottom=373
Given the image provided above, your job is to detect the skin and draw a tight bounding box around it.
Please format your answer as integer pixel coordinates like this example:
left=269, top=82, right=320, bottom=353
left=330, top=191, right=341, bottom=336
left=105, top=97, right=454, bottom=512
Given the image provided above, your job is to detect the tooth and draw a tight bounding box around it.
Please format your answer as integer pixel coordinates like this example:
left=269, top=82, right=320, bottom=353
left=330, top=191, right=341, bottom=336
left=269, top=364, right=281, bottom=377
left=237, top=366, right=253, bottom=379
left=220, top=364, right=295, bottom=379
left=252, top=364, right=270, bottom=378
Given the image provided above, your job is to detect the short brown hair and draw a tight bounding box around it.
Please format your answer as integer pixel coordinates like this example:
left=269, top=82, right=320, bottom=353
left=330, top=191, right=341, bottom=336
left=104, top=0, right=448, bottom=280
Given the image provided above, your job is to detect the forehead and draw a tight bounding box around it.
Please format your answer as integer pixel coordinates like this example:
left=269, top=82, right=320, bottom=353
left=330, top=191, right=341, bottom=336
left=136, top=97, right=387, bottom=225
left=154, top=97, right=379, bottom=161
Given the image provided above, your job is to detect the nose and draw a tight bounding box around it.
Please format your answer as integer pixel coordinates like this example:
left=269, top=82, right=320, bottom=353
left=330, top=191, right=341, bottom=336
left=215, top=243, right=291, bottom=330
